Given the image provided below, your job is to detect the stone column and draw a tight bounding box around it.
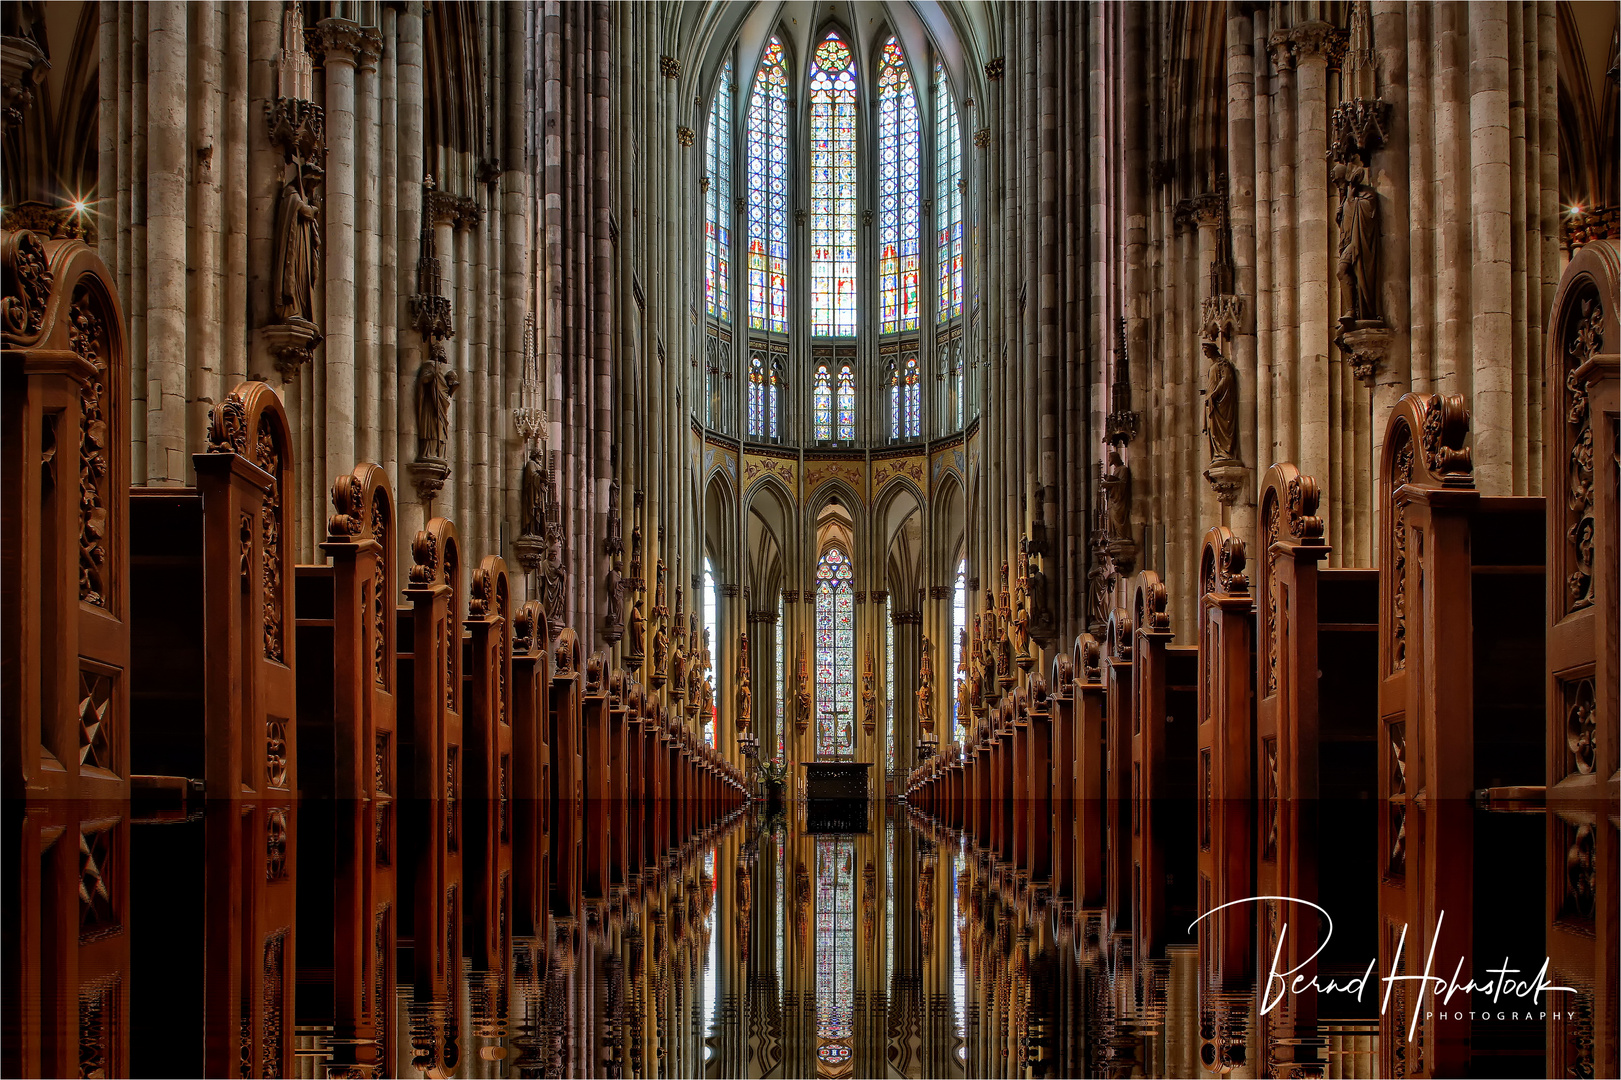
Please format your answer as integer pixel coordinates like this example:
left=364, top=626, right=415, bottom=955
left=1468, top=1, right=1513, bottom=494
left=1291, top=21, right=1334, bottom=498
left=144, top=0, right=188, bottom=484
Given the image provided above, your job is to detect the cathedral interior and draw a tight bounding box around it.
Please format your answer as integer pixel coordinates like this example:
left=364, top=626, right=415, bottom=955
left=2, top=1, right=1619, bottom=1077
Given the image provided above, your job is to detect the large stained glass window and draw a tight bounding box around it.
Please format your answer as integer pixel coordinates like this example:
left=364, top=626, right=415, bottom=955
left=814, top=547, right=855, bottom=758
left=809, top=34, right=857, bottom=337
left=934, top=60, right=963, bottom=320
left=748, top=347, right=780, bottom=439
left=877, top=38, right=921, bottom=333
left=747, top=38, right=790, bottom=333
left=890, top=350, right=921, bottom=439
left=705, top=59, right=733, bottom=321
left=815, top=836, right=856, bottom=1069
left=836, top=364, right=856, bottom=441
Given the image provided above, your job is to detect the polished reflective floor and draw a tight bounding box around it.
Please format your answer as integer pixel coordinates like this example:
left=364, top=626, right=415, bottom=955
left=6, top=795, right=1587, bottom=1078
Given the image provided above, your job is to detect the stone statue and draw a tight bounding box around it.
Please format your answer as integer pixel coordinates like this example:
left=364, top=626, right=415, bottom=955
left=1028, top=558, right=1053, bottom=635
left=1012, top=598, right=1031, bottom=662
left=1086, top=559, right=1110, bottom=634
left=1101, top=449, right=1132, bottom=541
left=521, top=448, right=547, bottom=536
left=604, top=479, right=623, bottom=556
left=628, top=522, right=643, bottom=584
left=416, top=348, right=459, bottom=460
left=273, top=160, right=323, bottom=324
left=701, top=628, right=712, bottom=674
left=628, top=597, right=646, bottom=657
left=651, top=620, right=668, bottom=676
left=653, top=559, right=667, bottom=615
left=604, top=558, right=624, bottom=632
left=1202, top=340, right=1239, bottom=462
left=738, top=674, right=752, bottom=724
left=1332, top=151, right=1379, bottom=326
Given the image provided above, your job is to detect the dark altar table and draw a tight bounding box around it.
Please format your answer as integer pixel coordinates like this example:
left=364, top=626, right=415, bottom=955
left=802, top=762, right=872, bottom=833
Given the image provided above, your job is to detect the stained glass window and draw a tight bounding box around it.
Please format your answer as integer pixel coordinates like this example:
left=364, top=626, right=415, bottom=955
left=952, top=557, right=967, bottom=742
left=747, top=347, right=781, bottom=439
left=890, top=350, right=921, bottom=439
left=705, top=59, right=733, bottom=321
left=934, top=60, right=963, bottom=320
left=809, top=34, right=857, bottom=336
left=814, top=547, right=855, bottom=759
left=878, top=37, right=921, bottom=334
left=812, top=364, right=833, bottom=442
left=747, top=38, right=790, bottom=333
left=836, top=364, right=856, bottom=441
left=815, top=836, right=856, bottom=1066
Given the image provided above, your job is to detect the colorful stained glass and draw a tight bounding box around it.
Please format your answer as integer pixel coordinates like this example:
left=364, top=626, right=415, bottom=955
left=775, top=595, right=785, bottom=760
left=815, top=836, right=856, bottom=1058
left=747, top=39, right=790, bottom=333
left=885, top=601, right=895, bottom=771
left=935, top=60, right=963, bottom=320
left=705, top=59, right=733, bottom=321
left=812, top=364, right=833, bottom=442
left=878, top=38, right=921, bottom=334
left=747, top=347, right=780, bottom=439
left=814, top=547, right=855, bottom=758
left=809, top=34, right=857, bottom=337
left=890, top=350, right=921, bottom=439
left=836, top=365, right=855, bottom=441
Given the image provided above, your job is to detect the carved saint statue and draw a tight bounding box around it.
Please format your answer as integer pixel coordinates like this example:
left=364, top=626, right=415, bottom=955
left=651, top=620, right=669, bottom=676
left=628, top=522, right=643, bottom=584
left=1332, top=151, right=1380, bottom=325
left=1202, top=340, right=1239, bottom=462
left=604, top=479, right=623, bottom=556
left=701, top=628, right=713, bottom=674
left=916, top=682, right=932, bottom=731
left=1101, top=449, right=1132, bottom=541
left=1086, top=560, right=1110, bottom=634
left=653, top=559, right=668, bottom=615
left=628, top=597, right=646, bottom=657
left=604, top=558, right=624, bottom=632
left=521, top=448, right=548, bottom=536
left=273, top=160, right=323, bottom=324
left=1012, top=598, right=1031, bottom=661
left=1028, top=558, right=1052, bottom=635
left=738, top=674, right=752, bottom=725
left=416, top=347, right=460, bottom=461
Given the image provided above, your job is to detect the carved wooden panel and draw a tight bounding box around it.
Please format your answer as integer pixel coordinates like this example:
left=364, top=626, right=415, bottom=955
left=2, top=230, right=131, bottom=800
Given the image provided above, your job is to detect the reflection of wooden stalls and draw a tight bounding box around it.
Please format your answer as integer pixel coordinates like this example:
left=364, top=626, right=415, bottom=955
left=1375, top=394, right=1548, bottom=1077
left=549, top=630, right=583, bottom=920
left=511, top=601, right=551, bottom=944
left=124, top=383, right=297, bottom=798
left=5, top=806, right=132, bottom=1077
left=1543, top=239, right=1619, bottom=1080
left=1129, top=572, right=1198, bottom=962
left=204, top=800, right=297, bottom=1078
left=296, top=464, right=399, bottom=799
left=1195, top=528, right=1253, bottom=1018
left=1254, top=463, right=1379, bottom=1072
left=2, top=230, right=132, bottom=802
left=465, top=556, right=512, bottom=977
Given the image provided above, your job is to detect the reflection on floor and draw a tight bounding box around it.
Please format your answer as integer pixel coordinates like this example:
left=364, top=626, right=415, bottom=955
left=6, top=793, right=1591, bottom=1077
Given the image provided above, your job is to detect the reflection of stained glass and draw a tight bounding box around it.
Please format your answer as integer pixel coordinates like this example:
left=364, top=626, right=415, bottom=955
left=815, top=548, right=855, bottom=758
left=885, top=603, right=895, bottom=770
left=775, top=596, right=785, bottom=760
left=935, top=60, right=963, bottom=320
left=815, top=836, right=856, bottom=1060
left=878, top=38, right=921, bottom=334
left=891, top=351, right=921, bottom=438
left=705, top=59, right=733, bottom=321
left=813, top=364, right=833, bottom=442
left=952, top=557, right=967, bottom=741
left=836, top=365, right=855, bottom=442
left=810, top=33, right=857, bottom=336
left=748, top=39, right=790, bottom=333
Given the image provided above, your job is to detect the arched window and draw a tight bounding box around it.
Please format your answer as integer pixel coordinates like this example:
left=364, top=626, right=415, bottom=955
left=836, top=364, right=856, bottom=441
left=814, top=546, right=855, bottom=758
left=890, top=351, right=921, bottom=439
left=809, top=33, right=857, bottom=337
left=703, top=557, right=719, bottom=746
left=877, top=37, right=921, bottom=334
left=747, top=38, right=790, bottom=333
left=748, top=349, right=780, bottom=439
left=705, top=59, right=733, bottom=321
left=813, top=364, right=833, bottom=441
left=815, top=836, right=856, bottom=1070
left=934, top=60, right=963, bottom=320
left=952, top=557, right=967, bottom=742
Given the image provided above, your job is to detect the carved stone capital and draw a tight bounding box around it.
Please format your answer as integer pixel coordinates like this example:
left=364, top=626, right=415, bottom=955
left=973, top=128, right=991, bottom=149
left=1267, top=29, right=1296, bottom=71
left=929, top=585, right=952, bottom=601
left=424, top=189, right=461, bottom=226
left=720, top=583, right=740, bottom=597
left=1289, top=20, right=1338, bottom=61
left=311, top=17, right=382, bottom=65
left=870, top=589, right=889, bottom=604
left=677, top=125, right=695, bottom=148
left=659, top=55, right=681, bottom=79
left=984, top=56, right=1005, bottom=80
left=1105, top=538, right=1137, bottom=579
left=1203, top=461, right=1249, bottom=507
left=781, top=589, right=799, bottom=604
left=262, top=319, right=323, bottom=383
left=513, top=534, right=544, bottom=574
left=409, top=458, right=450, bottom=504
left=1336, top=325, right=1395, bottom=387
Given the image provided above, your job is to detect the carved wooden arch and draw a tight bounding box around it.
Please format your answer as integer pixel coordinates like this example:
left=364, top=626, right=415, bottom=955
left=554, top=627, right=581, bottom=677
left=1256, top=462, right=1322, bottom=699
left=411, top=515, right=462, bottom=715
left=1050, top=649, right=1074, bottom=703
left=1133, top=570, right=1171, bottom=638
left=1199, top=525, right=1248, bottom=603
left=1075, top=632, right=1103, bottom=685
left=329, top=461, right=398, bottom=690
left=470, top=553, right=513, bottom=715
left=1106, top=606, right=1133, bottom=662
left=2, top=229, right=132, bottom=800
